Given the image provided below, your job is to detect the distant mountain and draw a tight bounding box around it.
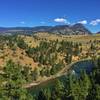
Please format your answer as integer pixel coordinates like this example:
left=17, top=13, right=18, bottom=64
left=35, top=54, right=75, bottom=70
left=70, top=23, right=91, bottom=35
left=0, top=24, right=92, bottom=35
left=48, top=24, right=91, bottom=35
left=49, top=25, right=73, bottom=35
left=96, top=31, right=100, bottom=34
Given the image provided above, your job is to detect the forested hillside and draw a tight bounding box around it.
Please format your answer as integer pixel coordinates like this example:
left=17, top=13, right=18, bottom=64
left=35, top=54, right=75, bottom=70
left=0, top=34, right=100, bottom=100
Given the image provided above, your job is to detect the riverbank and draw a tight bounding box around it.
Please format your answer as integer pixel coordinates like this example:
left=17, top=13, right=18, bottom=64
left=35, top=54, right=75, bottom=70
left=24, top=58, right=92, bottom=89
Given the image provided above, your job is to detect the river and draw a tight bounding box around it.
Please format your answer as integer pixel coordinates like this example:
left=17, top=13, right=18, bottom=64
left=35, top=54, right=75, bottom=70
left=28, top=59, right=94, bottom=94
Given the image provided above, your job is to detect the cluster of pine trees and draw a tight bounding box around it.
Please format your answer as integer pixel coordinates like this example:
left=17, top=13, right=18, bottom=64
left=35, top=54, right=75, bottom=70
left=25, top=40, right=82, bottom=77
left=0, top=35, right=99, bottom=100
left=0, top=57, right=99, bottom=100
left=0, top=60, right=39, bottom=99
left=32, top=57, right=100, bottom=100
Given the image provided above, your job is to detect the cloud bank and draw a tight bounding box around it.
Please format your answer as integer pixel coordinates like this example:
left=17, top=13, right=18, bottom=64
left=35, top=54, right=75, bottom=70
left=50, top=17, right=100, bottom=27
left=90, top=19, right=100, bottom=26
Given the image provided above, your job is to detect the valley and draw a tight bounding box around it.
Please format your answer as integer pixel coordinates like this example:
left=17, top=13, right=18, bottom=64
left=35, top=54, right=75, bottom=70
left=0, top=0, right=100, bottom=99
left=0, top=32, right=100, bottom=100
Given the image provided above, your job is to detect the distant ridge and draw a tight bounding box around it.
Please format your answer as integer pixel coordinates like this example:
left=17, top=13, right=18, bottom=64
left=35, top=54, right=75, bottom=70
left=96, top=31, right=100, bottom=34
left=0, top=23, right=92, bottom=35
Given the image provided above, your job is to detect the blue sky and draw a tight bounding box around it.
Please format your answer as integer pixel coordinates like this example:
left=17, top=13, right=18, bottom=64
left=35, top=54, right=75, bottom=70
left=0, top=0, right=100, bottom=32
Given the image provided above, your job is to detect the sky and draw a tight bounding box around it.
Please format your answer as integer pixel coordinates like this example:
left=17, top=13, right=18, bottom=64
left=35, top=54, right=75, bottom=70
left=0, top=0, right=100, bottom=32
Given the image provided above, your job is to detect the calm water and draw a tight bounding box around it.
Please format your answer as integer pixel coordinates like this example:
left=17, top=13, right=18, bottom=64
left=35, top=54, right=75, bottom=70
left=71, top=60, right=94, bottom=75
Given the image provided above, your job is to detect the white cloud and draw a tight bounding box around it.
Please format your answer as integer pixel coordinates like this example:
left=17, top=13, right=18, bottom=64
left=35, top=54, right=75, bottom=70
left=54, top=18, right=68, bottom=24
left=20, top=21, right=25, bottom=24
left=78, top=20, right=87, bottom=24
left=90, top=19, right=100, bottom=26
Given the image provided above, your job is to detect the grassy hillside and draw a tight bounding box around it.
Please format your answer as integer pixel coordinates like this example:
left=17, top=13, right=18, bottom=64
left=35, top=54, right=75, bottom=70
left=0, top=33, right=100, bottom=69
left=0, top=33, right=100, bottom=100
